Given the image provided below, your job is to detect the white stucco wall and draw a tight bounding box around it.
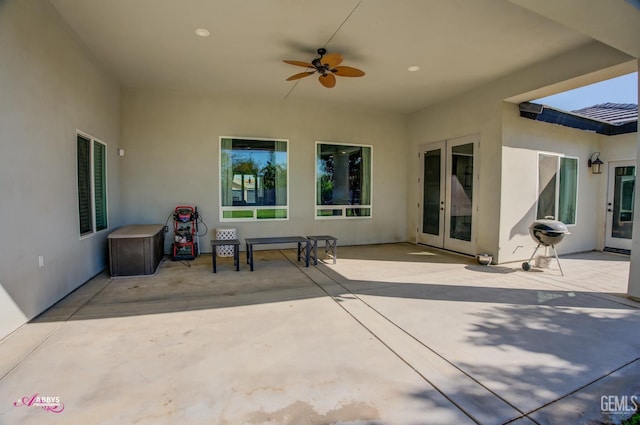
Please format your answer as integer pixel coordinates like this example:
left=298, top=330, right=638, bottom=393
left=628, top=62, right=640, bottom=299
left=0, top=1, right=636, bottom=343
left=407, top=89, right=503, bottom=257
left=408, top=42, right=633, bottom=262
left=120, top=89, right=408, bottom=251
left=600, top=132, right=638, bottom=251
left=601, top=133, right=639, bottom=163
left=499, top=107, right=639, bottom=265
left=500, top=103, right=605, bottom=263
left=0, top=0, right=121, bottom=339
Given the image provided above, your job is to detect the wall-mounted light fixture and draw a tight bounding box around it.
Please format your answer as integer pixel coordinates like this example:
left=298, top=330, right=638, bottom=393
left=588, top=152, right=603, bottom=175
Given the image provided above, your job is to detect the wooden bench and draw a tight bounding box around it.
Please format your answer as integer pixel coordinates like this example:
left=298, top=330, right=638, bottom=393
left=244, top=236, right=310, bottom=271
left=210, top=239, right=240, bottom=273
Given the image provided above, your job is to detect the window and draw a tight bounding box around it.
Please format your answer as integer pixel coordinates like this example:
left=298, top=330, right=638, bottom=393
left=316, top=142, right=372, bottom=218
left=220, top=137, right=288, bottom=221
left=537, top=153, right=577, bottom=225
left=77, top=133, right=108, bottom=236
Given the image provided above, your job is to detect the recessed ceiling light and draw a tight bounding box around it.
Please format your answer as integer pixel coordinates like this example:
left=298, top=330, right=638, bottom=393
left=195, top=28, right=210, bottom=37
left=408, top=65, right=420, bottom=72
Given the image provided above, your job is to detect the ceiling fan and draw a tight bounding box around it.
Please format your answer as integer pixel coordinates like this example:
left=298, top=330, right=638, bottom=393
left=283, top=48, right=365, bottom=88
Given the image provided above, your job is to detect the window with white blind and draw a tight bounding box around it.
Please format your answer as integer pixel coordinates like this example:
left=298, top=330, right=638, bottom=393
left=77, top=133, right=108, bottom=236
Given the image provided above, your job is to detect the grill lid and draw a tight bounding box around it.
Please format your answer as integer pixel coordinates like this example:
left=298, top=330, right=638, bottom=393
left=529, top=219, right=570, bottom=234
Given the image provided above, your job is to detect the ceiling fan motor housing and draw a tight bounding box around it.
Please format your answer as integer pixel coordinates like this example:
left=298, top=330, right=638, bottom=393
left=312, top=58, right=329, bottom=75
left=312, top=49, right=333, bottom=75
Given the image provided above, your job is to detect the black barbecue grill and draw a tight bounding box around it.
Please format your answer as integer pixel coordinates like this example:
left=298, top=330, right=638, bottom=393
left=522, top=218, right=570, bottom=275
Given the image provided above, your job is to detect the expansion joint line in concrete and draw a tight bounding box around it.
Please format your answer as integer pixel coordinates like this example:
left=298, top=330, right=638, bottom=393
left=536, top=276, right=640, bottom=310
left=513, top=263, right=640, bottom=310
left=503, top=356, right=640, bottom=424
left=282, top=254, right=522, bottom=424
left=277, top=251, right=640, bottom=424
left=315, top=264, right=531, bottom=418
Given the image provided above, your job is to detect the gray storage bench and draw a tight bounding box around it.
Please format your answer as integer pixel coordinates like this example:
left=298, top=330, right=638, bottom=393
left=108, top=224, right=165, bottom=276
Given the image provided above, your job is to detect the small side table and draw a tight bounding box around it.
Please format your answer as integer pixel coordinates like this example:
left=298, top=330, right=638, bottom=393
left=210, top=239, right=240, bottom=273
left=306, top=235, right=337, bottom=265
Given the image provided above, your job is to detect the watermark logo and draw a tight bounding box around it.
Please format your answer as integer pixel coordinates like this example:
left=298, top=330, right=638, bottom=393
left=601, top=395, right=638, bottom=415
left=13, top=393, right=64, bottom=413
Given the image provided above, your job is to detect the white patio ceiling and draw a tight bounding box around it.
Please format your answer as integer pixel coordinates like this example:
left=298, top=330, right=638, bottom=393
left=49, top=0, right=638, bottom=114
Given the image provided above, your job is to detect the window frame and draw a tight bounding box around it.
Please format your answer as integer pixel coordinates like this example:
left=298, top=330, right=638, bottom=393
left=219, top=136, right=289, bottom=222
left=535, top=152, right=578, bottom=226
left=315, top=141, right=373, bottom=220
left=77, top=130, right=109, bottom=238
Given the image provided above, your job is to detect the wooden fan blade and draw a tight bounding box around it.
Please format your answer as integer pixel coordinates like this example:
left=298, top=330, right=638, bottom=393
left=332, top=66, right=365, bottom=77
left=283, top=60, right=314, bottom=68
left=319, top=73, right=336, bottom=88
left=321, top=53, right=343, bottom=67
left=286, top=71, right=315, bottom=81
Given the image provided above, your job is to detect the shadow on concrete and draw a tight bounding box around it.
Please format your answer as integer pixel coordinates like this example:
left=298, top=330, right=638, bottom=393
left=342, top=280, right=631, bottom=309
left=465, top=264, right=518, bottom=274
left=33, top=254, right=326, bottom=322
left=407, top=385, right=497, bottom=424
left=31, top=243, right=637, bottom=325
left=458, top=304, right=640, bottom=422
left=466, top=303, right=640, bottom=372
left=21, top=244, right=640, bottom=425
left=404, top=304, right=640, bottom=424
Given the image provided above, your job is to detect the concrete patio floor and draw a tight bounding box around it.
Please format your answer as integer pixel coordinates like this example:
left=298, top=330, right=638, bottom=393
left=1, top=243, right=639, bottom=425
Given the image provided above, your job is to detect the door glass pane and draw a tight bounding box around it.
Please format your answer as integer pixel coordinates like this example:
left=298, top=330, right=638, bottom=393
left=449, top=143, right=473, bottom=241
left=423, top=149, right=441, bottom=235
left=612, top=166, right=635, bottom=239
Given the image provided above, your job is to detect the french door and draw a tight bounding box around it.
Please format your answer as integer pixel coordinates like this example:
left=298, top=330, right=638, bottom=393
left=417, top=135, right=477, bottom=255
left=605, top=160, right=635, bottom=252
